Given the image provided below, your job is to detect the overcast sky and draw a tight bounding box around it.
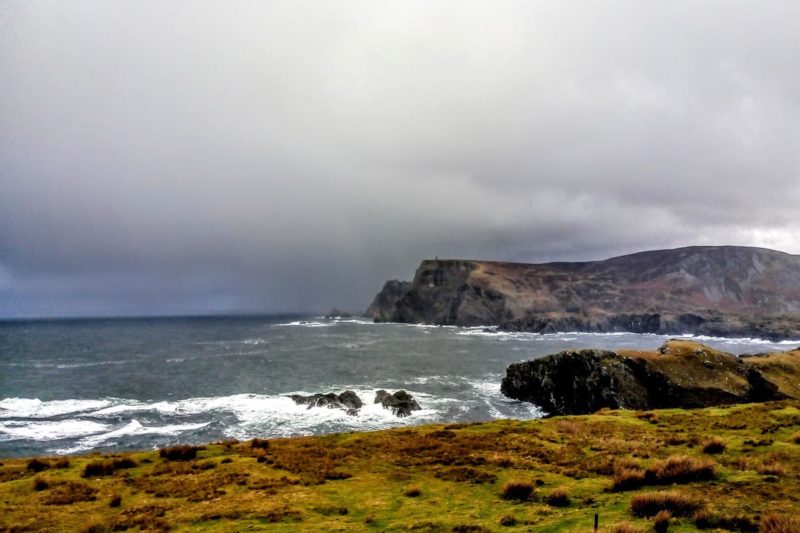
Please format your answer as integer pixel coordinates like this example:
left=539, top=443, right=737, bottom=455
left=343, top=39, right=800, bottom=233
left=1, top=1, right=799, bottom=318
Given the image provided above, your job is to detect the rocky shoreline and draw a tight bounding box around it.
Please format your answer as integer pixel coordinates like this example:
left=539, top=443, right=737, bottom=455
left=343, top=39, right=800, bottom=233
left=501, top=339, right=800, bottom=415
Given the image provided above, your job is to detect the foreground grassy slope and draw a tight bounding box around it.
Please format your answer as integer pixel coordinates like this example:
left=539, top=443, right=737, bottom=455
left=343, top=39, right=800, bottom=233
left=1, top=402, right=799, bottom=532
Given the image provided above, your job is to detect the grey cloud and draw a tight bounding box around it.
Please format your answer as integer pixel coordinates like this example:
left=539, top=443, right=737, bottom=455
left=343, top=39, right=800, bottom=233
left=1, top=1, right=799, bottom=317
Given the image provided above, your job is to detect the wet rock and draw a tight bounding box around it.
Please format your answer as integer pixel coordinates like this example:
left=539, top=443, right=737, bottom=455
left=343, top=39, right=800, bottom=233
left=374, top=390, right=421, bottom=418
left=290, top=390, right=363, bottom=414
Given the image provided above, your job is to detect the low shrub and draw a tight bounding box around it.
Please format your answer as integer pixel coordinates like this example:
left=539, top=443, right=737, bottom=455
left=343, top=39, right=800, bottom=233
left=251, top=438, right=270, bottom=450
left=546, top=486, right=570, bottom=507
left=82, top=457, right=138, bottom=477
left=33, top=476, right=49, bottom=491
left=701, top=437, right=726, bottom=454
left=791, top=432, right=800, bottom=445
left=760, top=512, right=800, bottom=533
left=26, top=458, right=50, bottom=472
left=43, top=481, right=98, bottom=505
left=159, top=445, right=202, bottom=461
left=53, top=457, right=71, bottom=469
left=109, top=494, right=122, bottom=508
left=500, top=480, right=534, bottom=501
left=630, top=490, right=702, bottom=517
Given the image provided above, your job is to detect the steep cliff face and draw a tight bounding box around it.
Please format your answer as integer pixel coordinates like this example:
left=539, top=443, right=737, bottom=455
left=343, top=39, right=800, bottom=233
left=366, top=246, right=800, bottom=339
left=365, top=280, right=411, bottom=322
left=500, top=340, right=796, bottom=415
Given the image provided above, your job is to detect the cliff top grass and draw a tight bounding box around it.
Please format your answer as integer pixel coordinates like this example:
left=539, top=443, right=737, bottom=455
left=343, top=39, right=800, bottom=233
left=1, top=401, right=799, bottom=532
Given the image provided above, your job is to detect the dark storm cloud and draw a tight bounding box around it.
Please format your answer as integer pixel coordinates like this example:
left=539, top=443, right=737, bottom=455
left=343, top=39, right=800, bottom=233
left=1, top=1, right=799, bottom=317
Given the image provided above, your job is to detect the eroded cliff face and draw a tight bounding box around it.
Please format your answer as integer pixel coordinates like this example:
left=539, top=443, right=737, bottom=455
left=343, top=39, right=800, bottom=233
left=500, top=340, right=798, bottom=415
left=364, top=280, right=411, bottom=322
left=365, top=246, right=800, bottom=339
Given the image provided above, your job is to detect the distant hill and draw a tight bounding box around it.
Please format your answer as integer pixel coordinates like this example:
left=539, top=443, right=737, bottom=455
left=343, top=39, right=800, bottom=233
left=366, top=246, right=800, bottom=340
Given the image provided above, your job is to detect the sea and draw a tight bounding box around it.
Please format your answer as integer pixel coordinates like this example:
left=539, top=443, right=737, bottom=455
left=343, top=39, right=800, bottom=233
left=1, top=315, right=797, bottom=457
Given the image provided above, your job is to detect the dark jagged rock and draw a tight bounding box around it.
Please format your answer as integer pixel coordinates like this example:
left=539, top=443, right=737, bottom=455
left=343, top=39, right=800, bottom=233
left=367, top=246, right=800, bottom=339
left=501, top=340, right=797, bottom=415
left=365, top=280, right=412, bottom=322
left=374, top=390, right=421, bottom=418
left=290, top=391, right=363, bottom=415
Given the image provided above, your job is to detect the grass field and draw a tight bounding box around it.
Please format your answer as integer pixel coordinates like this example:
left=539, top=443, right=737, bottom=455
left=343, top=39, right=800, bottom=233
left=1, top=401, right=799, bottom=532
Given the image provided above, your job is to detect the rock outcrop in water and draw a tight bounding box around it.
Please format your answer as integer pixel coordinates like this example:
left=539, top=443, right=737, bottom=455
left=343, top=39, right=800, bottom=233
left=289, top=391, right=363, bottom=416
left=374, top=390, right=421, bottom=418
left=366, top=246, right=800, bottom=340
left=289, top=389, right=422, bottom=418
left=501, top=340, right=800, bottom=415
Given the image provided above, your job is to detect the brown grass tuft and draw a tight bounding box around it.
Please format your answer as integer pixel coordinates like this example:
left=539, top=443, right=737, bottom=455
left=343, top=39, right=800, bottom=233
left=630, top=490, right=702, bottom=517
left=53, top=457, right=70, bottom=469
left=498, top=514, right=517, bottom=526
left=32, top=476, right=49, bottom=491
left=500, top=480, right=534, bottom=501
left=611, top=467, right=647, bottom=491
left=653, top=510, right=672, bottom=532
left=791, top=432, right=800, bottom=445
left=701, top=437, right=726, bottom=454
left=404, top=486, right=421, bottom=497
left=251, top=437, right=270, bottom=450
left=546, top=486, right=570, bottom=507
left=109, top=493, right=122, bottom=507
left=646, top=455, right=716, bottom=484
left=760, top=512, right=800, bottom=533
left=159, top=445, right=202, bottom=461
left=82, top=457, right=137, bottom=477
left=26, top=458, right=50, bottom=472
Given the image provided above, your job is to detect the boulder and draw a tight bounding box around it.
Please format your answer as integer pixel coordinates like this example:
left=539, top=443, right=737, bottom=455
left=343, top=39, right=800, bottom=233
left=501, top=340, right=794, bottom=415
left=374, top=390, right=421, bottom=418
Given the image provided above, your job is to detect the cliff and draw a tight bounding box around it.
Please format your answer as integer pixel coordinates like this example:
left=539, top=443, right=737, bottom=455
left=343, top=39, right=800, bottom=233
left=501, top=339, right=800, bottom=415
left=366, top=246, right=800, bottom=339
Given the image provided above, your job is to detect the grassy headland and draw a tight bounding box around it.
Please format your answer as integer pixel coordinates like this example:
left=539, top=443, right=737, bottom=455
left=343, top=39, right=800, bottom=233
left=1, top=401, right=799, bottom=532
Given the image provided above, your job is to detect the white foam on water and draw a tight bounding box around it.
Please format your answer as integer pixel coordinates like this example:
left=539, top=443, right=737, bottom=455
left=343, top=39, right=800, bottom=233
left=0, top=419, right=110, bottom=441
left=54, top=420, right=212, bottom=454
left=274, top=320, right=333, bottom=327
left=0, top=398, right=112, bottom=419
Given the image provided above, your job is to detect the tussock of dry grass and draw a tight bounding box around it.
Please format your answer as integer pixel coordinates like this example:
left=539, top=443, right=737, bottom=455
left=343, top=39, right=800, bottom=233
left=760, top=512, right=800, bottom=533
left=653, top=510, right=671, bottom=533
left=701, top=436, right=726, bottom=454
left=629, top=490, right=702, bottom=517
left=82, top=457, right=137, bottom=477
left=159, top=445, right=203, bottom=461
left=500, top=480, right=534, bottom=501
left=546, top=486, right=570, bottom=507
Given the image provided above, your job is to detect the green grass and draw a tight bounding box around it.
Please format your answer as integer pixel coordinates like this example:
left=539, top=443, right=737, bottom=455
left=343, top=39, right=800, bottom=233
left=1, top=401, right=799, bottom=532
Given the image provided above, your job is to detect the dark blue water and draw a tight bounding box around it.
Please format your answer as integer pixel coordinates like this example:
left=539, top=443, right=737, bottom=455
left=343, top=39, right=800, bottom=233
left=1, top=316, right=795, bottom=457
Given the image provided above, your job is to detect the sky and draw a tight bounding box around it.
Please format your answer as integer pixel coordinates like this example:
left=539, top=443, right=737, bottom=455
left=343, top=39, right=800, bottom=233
left=1, top=1, right=799, bottom=318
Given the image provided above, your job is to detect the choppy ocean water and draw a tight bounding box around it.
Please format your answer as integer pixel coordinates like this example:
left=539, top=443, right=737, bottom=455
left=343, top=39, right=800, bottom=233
left=1, top=315, right=797, bottom=457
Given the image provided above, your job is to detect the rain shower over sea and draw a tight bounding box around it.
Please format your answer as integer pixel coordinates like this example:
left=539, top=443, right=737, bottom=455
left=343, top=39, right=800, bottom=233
left=1, top=316, right=796, bottom=457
